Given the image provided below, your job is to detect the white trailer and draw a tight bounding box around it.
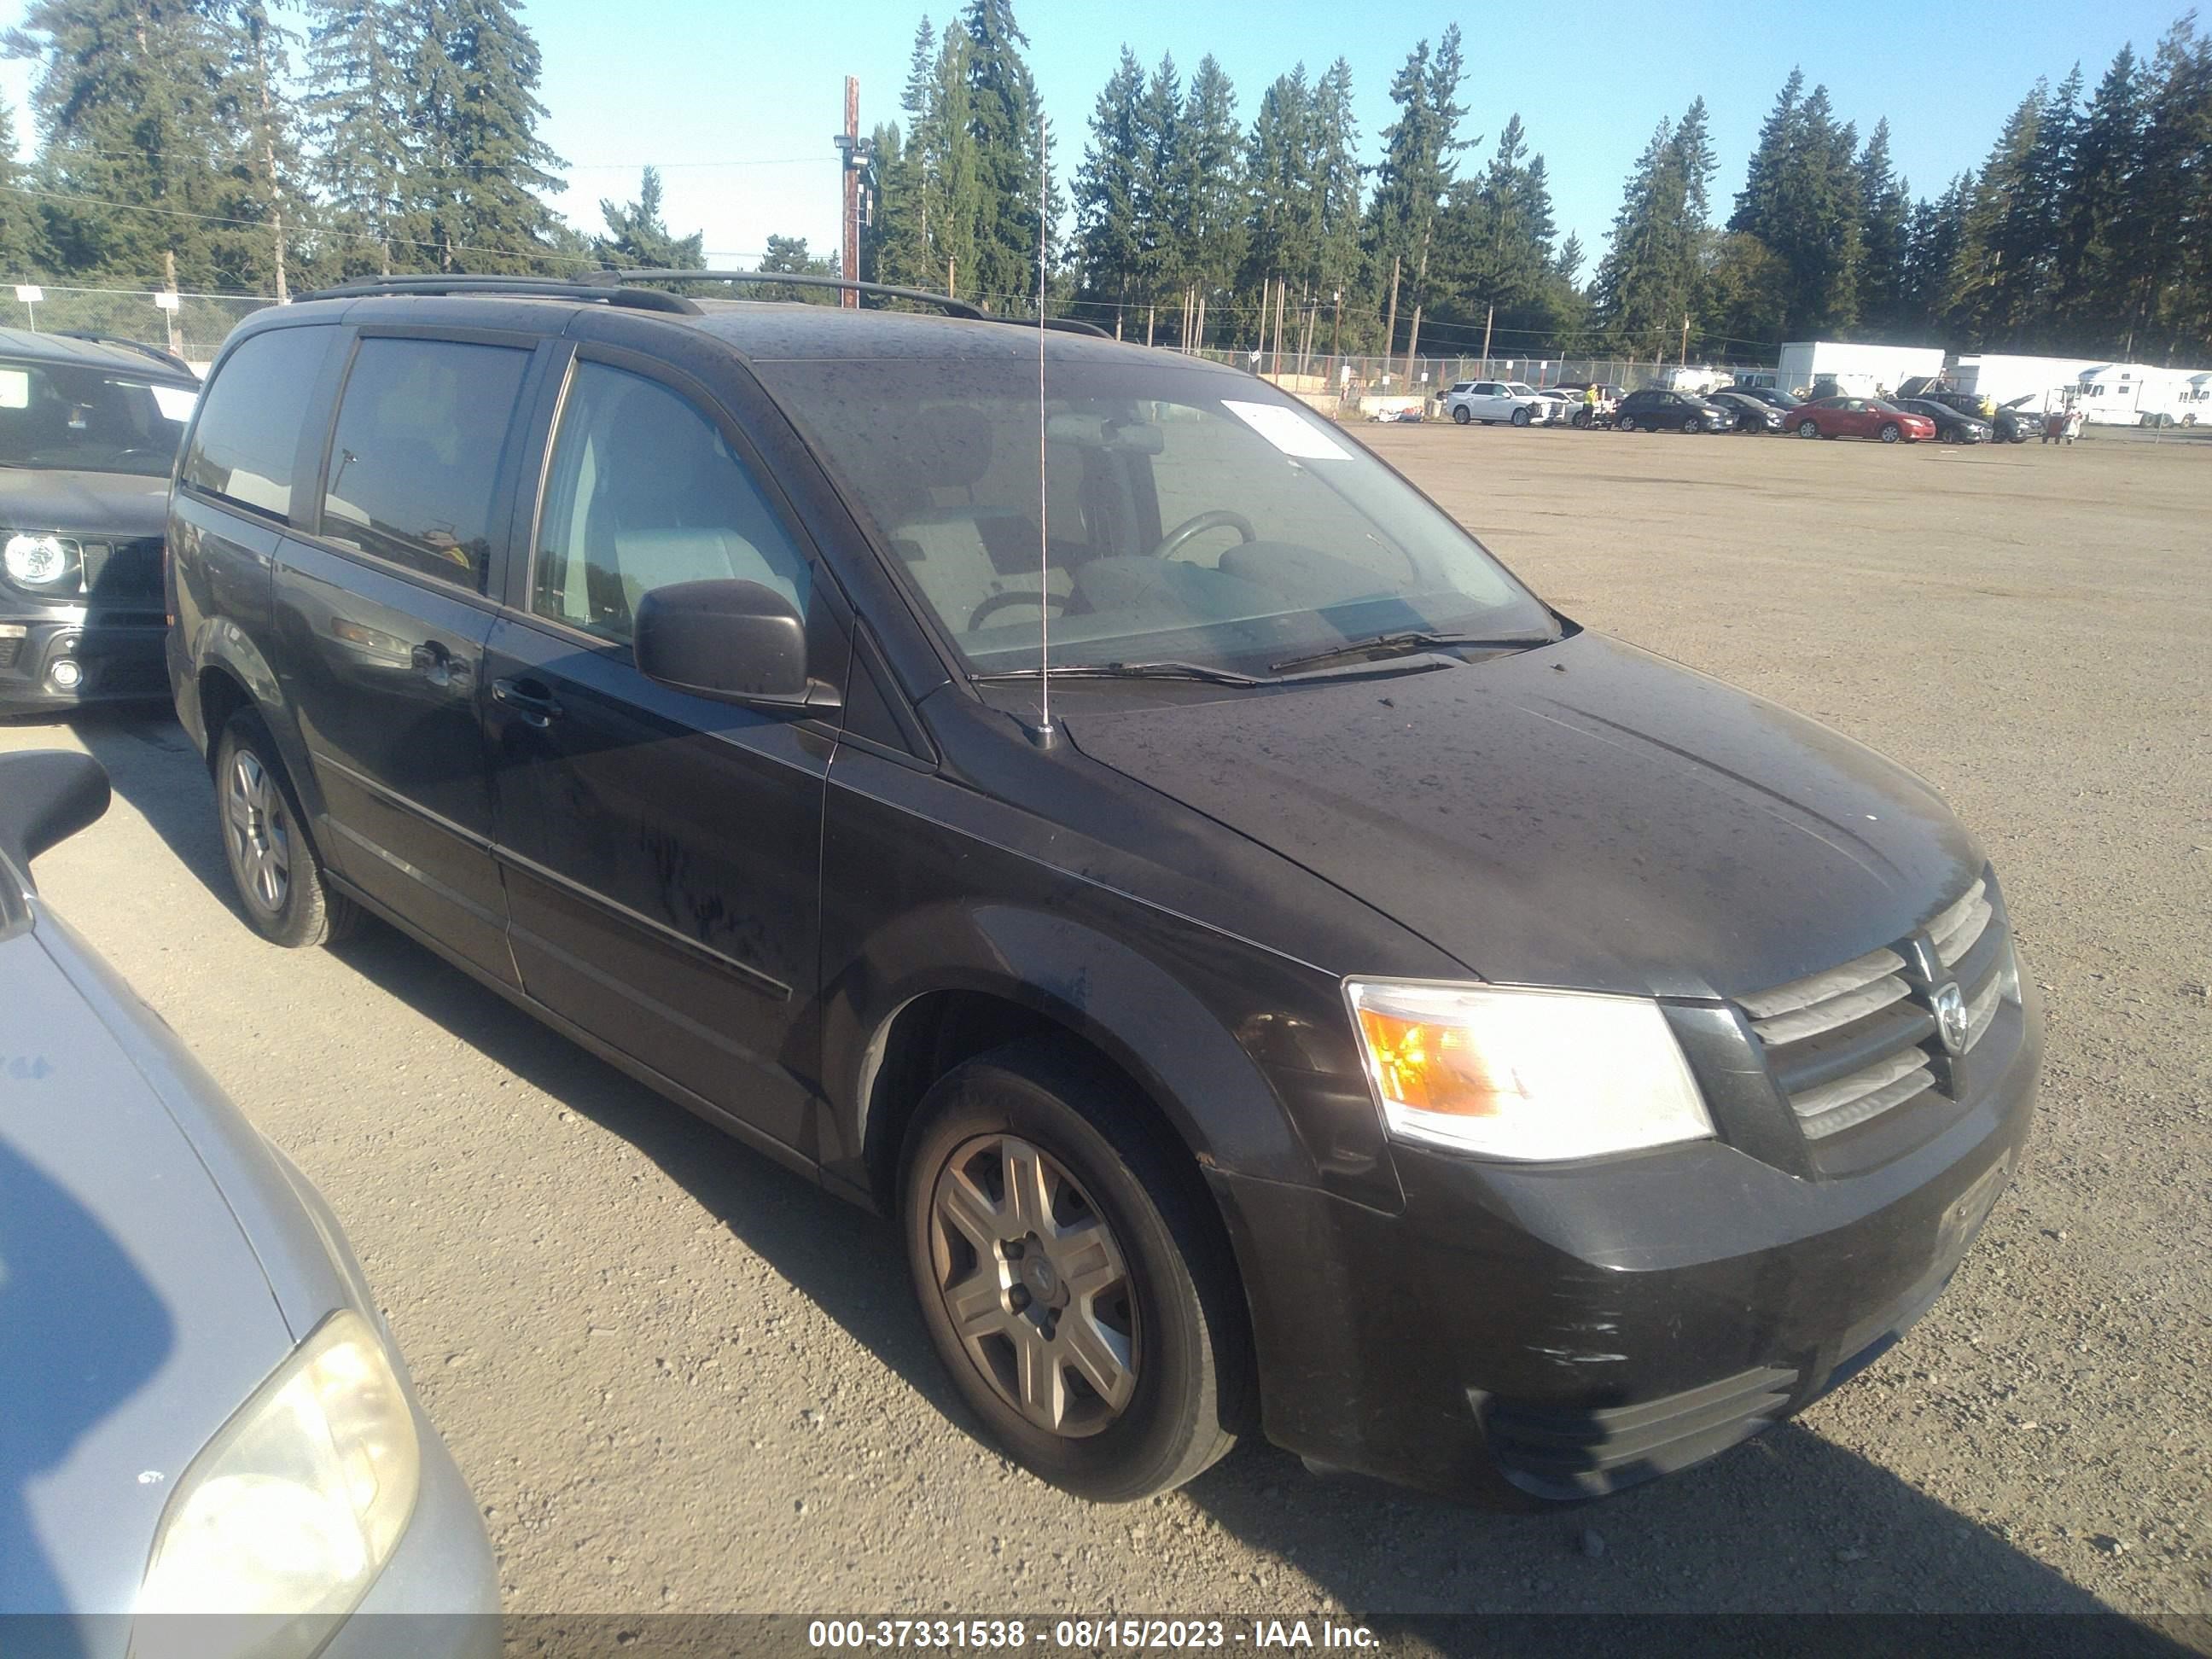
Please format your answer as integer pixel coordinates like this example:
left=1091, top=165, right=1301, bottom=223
left=1947, top=353, right=2101, bottom=410
left=1775, top=341, right=1946, bottom=399
left=2074, top=363, right=2211, bottom=426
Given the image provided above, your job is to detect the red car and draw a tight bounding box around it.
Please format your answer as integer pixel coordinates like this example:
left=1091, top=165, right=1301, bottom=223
left=1790, top=396, right=1937, bottom=444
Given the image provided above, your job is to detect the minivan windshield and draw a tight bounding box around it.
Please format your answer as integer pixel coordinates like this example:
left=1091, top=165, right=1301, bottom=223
left=754, top=357, right=1556, bottom=676
left=0, top=358, right=197, bottom=477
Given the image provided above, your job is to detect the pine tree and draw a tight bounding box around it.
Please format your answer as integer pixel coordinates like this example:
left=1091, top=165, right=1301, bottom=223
left=1732, top=70, right=1804, bottom=240
left=1950, top=88, right=2044, bottom=346
left=2119, top=18, right=2212, bottom=357
left=1310, top=58, right=1363, bottom=327
left=10, top=0, right=246, bottom=287
left=2052, top=44, right=2143, bottom=345
left=1364, top=25, right=1469, bottom=346
left=1592, top=97, right=1713, bottom=355
left=1242, top=67, right=1314, bottom=305
left=597, top=167, right=703, bottom=271
left=0, top=93, right=48, bottom=277
left=1173, top=55, right=1243, bottom=341
left=410, top=0, right=568, bottom=274
left=755, top=233, right=838, bottom=303
left=932, top=19, right=982, bottom=300
left=871, top=17, right=939, bottom=293
left=224, top=3, right=320, bottom=295
left=1855, top=120, right=1912, bottom=338
left=1904, top=176, right=1971, bottom=335
left=1073, top=47, right=1145, bottom=311
left=962, top=0, right=1051, bottom=308
left=1131, top=54, right=1183, bottom=312
left=305, top=0, right=419, bottom=276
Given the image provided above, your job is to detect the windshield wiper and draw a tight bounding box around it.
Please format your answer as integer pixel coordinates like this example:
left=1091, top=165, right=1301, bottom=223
left=972, top=660, right=1266, bottom=687
left=1268, top=630, right=1555, bottom=675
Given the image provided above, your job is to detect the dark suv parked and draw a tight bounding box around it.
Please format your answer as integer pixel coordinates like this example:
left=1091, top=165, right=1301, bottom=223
left=1, top=329, right=200, bottom=713
left=167, top=275, right=2040, bottom=1506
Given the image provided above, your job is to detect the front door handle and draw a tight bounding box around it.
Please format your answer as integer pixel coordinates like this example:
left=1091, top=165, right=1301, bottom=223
left=492, top=676, right=564, bottom=728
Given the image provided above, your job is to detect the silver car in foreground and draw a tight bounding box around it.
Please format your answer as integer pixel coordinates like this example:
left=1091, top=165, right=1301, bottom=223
left=0, top=750, right=497, bottom=1657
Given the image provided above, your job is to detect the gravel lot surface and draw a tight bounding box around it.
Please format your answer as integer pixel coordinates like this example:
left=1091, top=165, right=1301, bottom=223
left=5, top=422, right=2206, bottom=1633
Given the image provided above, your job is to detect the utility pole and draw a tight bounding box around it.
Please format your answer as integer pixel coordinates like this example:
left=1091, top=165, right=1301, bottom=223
left=1146, top=304, right=1155, bottom=346
left=1679, top=311, right=1691, bottom=370
left=835, top=78, right=863, bottom=308
left=1330, top=288, right=1342, bottom=364
left=1298, top=296, right=1315, bottom=373
left=1273, top=279, right=1289, bottom=378
left=1405, top=305, right=1422, bottom=393
left=1257, top=276, right=1271, bottom=363
left=1382, top=255, right=1401, bottom=375
left=161, top=250, right=182, bottom=358
left=1481, top=302, right=1494, bottom=373
left=1195, top=292, right=1206, bottom=351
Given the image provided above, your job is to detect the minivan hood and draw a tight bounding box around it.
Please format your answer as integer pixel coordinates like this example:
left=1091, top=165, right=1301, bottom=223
left=0, top=922, right=292, bottom=1616
left=0, top=468, right=171, bottom=538
left=1062, top=631, right=1982, bottom=999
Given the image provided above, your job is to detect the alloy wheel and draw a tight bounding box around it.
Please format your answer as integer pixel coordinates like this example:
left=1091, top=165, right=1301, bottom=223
left=925, top=1133, right=1139, bottom=1438
left=225, top=749, right=292, bottom=915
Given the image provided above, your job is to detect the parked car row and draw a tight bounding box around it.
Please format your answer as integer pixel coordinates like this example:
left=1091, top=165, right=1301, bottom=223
left=5, top=283, right=2039, bottom=1627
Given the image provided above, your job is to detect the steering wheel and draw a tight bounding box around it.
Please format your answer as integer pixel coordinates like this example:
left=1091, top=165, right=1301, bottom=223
left=1151, top=509, right=1257, bottom=562
left=967, top=588, right=1071, bottom=631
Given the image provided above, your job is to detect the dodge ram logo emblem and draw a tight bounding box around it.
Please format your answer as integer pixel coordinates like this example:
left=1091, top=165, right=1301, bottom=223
left=1933, top=981, right=1970, bottom=1056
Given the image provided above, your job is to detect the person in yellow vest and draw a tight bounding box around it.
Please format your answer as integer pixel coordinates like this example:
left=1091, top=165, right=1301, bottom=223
left=1581, top=382, right=1601, bottom=428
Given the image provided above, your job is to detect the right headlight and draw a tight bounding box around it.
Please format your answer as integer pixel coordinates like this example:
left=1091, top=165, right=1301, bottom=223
left=3, top=531, right=77, bottom=587
left=1345, top=980, right=1714, bottom=1161
left=135, top=1310, right=420, bottom=1639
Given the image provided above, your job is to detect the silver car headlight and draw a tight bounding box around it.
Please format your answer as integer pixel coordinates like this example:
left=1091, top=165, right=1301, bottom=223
left=1345, top=980, right=1714, bottom=1161
left=135, top=1310, right=420, bottom=1633
left=3, top=532, right=76, bottom=586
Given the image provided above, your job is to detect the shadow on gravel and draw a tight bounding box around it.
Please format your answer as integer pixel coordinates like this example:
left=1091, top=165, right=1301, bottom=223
left=59, top=710, right=2193, bottom=1641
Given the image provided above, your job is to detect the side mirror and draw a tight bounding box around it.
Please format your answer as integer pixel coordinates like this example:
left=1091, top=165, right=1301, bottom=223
left=633, top=579, right=816, bottom=708
left=0, top=751, right=111, bottom=881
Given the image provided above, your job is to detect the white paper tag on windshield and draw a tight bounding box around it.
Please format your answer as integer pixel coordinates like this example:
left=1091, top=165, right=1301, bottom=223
left=150, top=384, right=200, bottom=421
left=1222, top=399, right=1353, bottom=461
left=0, top=369, right=27, bottom=410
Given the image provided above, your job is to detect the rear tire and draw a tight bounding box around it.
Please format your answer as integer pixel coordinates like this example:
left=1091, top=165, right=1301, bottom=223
left=1798, top=418, right=1821, bottom=439
left=900, top=1037, right=1249, bottom=1503
left=1452, top=405, right=1470, bottom=425
left=1617, top=416, right=1638, bottom=433
left=214, top=710, right=355, bottom=949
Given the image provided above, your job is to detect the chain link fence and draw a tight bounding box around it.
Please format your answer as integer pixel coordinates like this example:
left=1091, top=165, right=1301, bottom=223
left=3, top=285, right=277, bottom=372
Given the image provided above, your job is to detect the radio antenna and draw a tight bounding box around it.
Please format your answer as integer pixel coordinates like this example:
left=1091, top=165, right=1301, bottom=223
left=1029, top=108, right=1057, bottom=748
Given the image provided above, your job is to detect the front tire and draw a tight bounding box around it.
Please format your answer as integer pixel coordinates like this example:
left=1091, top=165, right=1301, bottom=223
left=215, top=710, right=356, bottom=948
left=1879, top=422, right=1902, bottom=444
left=1682, top=416, right=1701, bottom=434
left=1511, top=406, right=1531, bottom=428
left=901, top=1038, right=1249, bottom=1503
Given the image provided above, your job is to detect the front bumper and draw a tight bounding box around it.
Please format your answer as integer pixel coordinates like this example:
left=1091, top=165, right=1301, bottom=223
left=0, top=614, right=169, bottom=714
left=1214, top=992, right=2040, bottom=1504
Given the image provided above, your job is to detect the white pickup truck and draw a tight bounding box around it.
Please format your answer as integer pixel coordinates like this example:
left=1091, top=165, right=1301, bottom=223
left=1440, top=379, right=1553, bottom=427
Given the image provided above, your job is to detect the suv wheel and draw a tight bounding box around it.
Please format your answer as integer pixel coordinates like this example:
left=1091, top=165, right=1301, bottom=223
left=1511, top=406, right=1531, bottom=428
left=215, top=710, right=356, bottom=948
left=901, top=1037, right=1249, bottom=1502
left=1452, top=405, right=1470, bottom=425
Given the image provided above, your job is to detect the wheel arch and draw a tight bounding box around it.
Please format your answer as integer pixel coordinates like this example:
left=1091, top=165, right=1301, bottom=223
left=190, top=623, right=326, bottom=829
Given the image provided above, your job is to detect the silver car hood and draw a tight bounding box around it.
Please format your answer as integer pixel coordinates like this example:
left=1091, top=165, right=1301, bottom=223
left=0, top=913, right=294, bottom=1620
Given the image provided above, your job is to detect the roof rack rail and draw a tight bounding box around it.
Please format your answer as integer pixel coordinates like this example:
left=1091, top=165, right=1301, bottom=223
left=296, top=275, right=704, bottom=315
left=49, top=330, right=198, bottom=377
left=296, top=269, right=1115, bottom=338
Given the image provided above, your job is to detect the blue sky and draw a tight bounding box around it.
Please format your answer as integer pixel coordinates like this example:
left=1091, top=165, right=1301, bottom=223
left=2, top=0, right=2200, bottom=286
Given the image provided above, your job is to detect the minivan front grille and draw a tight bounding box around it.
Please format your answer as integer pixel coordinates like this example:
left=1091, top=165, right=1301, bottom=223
left=1739, top=876, right=2010, bottom=1144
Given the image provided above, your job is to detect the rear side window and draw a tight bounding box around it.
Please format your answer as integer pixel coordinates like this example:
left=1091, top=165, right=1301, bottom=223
left=321, top=337, right=530, bottom=589
left=531, top=360, right=811, bottom=645
left=182, top=326, right=333, bottom=520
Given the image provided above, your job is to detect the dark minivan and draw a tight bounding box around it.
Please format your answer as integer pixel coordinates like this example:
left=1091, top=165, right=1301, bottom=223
left=166, top=275, right=2039, bottom=1505
left=1, top=328, right=201, bottom=713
